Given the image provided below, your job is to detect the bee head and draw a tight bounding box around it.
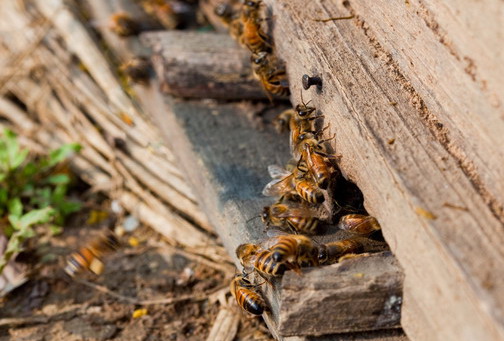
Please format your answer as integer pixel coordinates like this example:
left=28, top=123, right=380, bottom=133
left=318, top=245, right=328, bottom=264
left=261, top=207, right=270, bottom=223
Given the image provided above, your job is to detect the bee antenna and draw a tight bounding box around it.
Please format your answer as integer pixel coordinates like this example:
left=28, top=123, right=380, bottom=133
left=246, top=215, right=261, bottom=224
left=299, top=89, right=312, bottom=108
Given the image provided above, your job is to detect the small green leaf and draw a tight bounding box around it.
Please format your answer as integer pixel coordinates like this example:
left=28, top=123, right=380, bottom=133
left=22, top=162, right=38, bottom=178
left=10, top=148, right=28, bottom=170
left=59, top=201, right=82, bottom=215
left=7, top=214, right=21, bottom=230
left=48, top=224, right=63, bottom=235
left=47, top=143, right=81, bottom=168
left=18, top=207, right=55, bottom=230
left=46, top=174, right=70, bottom=185
left=51, top=184, right=66, bottom=204
left=7, top=198, right=23, bottom=218
left=0, top=188, right=7, bottom=205
left=3, top=224, right=14, bottom=237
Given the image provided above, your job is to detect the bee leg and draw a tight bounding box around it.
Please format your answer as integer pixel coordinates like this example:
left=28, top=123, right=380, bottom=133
left=257, top=272, right=274, bottom=286
left=338, top=252, right=369, bottom=263
left=287, top=262, right=303, bottom=276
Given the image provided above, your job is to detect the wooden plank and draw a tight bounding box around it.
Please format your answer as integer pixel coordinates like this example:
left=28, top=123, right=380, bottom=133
left=275, top=252, right=403, bottom=336
left=248, top=1, right=504, bottom=340
left=137, top=74, right=403, bottom=338
left=142, top=31, right=268, bottom=100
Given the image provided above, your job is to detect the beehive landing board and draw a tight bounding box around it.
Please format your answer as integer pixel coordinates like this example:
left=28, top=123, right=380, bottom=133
left=138, top=78, right=404, bottom=339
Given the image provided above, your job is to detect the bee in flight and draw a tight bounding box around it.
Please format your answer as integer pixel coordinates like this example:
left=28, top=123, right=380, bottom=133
left=262, top=164, right=325, bottom=204
left=338, top=214, right=381, bottom=235
left=64, top=230, right=120, bottom=277
left=230, top=273, right=267, bottom=315
left=261, top=201, right=321, bottom=234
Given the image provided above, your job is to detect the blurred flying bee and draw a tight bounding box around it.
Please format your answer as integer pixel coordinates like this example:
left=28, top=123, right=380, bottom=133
left=120, top=57, right=151, bottom=84
left=263, top=164, right=324, bottom=204
left=251, top=52, right=289, bottom=99
left=214, top=3, right=243, bottom=41
left=109, top=12, right=140, bottom=37
left=261, top=201, right=320, bottom=234
left=140, top=0, right=179, bottom=30
left=230, top=273, right=267, bottom=315
left=239, top=0, right=272, bottom=53
left=338, top=214, right=381, bottom=235
left=64, top=231, right=120, bottom=277
left=318, top=238, right=363, bottom=265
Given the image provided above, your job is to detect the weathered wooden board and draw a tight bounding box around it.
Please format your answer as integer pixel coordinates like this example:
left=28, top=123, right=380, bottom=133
left=138, top=76, right=403, bottom=338
left=84, top=0, right=406, bottom=338
left=143, top=31, right=268, bottom=100
left=238, top=0, right=504, bottom=340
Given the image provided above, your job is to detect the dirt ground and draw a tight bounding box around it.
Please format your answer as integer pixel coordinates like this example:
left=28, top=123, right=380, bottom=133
left=0, top=203, right=273, bottom=341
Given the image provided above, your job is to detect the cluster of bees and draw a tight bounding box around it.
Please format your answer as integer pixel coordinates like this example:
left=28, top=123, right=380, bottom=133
left=230, top=87, right=382, bottom=315
left=215, top=0, right=289, bottom=100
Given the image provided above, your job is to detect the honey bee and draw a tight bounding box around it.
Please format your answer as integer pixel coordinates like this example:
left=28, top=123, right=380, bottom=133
left=120, top=58, right=151, bottom=84
left=254, top=249, right=291, bottom=276
left=268, top=234, right=319, bottom=268
left=109, top=12, right=140, bottom=37
left=338, top=214, right=381, bottom=235
left=239, top=0, right=271, bottom=53
left=261, top=202, right=320, bottom=234
left=214, top=3, right=243, bottom=41
left=64, top=231, right=120, bottom=277
left=251, top=52, right=289, bottom=99
left=263, top=165, right=324, bottom=204
left=300, top=143, right=333, bottom=190
left=318, top=238, right=363, bottom=265
left=236, top=243, right=260, bottom=272
left=295, top=94, right=316, bottom=118
left=230, top=273, right=267, bottom=315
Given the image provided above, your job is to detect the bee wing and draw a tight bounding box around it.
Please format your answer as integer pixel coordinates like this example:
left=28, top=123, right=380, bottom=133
left=265, top=228, right=290, bottom=238
left=276, top=206, right=316, bottom=219
left=262, top=174, right=293, bottom=197
left=267, top=164, right=290, bottom=179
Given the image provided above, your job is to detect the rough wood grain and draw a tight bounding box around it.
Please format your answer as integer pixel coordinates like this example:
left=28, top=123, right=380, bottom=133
left=142, top=31, right=268, bottom=100
left=275, top=252, right=403, bottom=336
left=255, top=1, right=504, bottom=340
left=137, top=76, right=403, bottom=338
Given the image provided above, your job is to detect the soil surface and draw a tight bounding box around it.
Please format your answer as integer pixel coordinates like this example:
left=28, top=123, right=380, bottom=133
left=0, top=204, right=273, bottom=341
